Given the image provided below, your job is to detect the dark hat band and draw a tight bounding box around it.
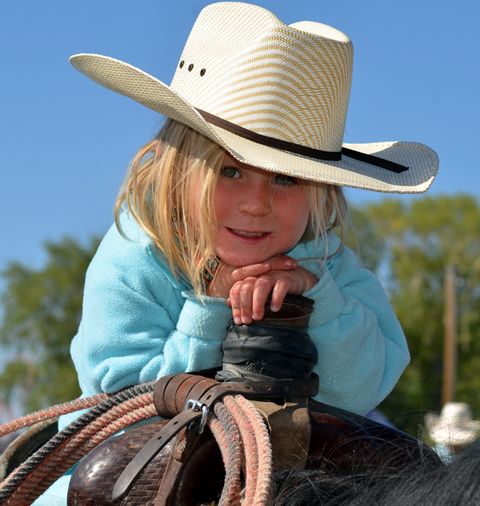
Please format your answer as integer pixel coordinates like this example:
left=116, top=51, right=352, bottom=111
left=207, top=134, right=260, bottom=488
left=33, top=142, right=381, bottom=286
left=197, top=108, right=408, bottom=174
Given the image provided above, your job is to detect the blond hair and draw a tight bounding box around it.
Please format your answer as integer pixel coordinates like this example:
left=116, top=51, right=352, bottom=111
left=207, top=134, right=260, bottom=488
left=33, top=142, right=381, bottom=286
left=115, top=118, right=348, bottom=296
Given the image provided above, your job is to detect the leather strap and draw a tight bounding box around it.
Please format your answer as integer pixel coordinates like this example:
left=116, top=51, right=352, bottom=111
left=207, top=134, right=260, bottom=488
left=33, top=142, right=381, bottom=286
left=111, top=409, right=200, bottom=502
left=153, top=428, right=199, bottom=506
left=196, top=108, right=409, bottom=173
left=253, top=399, right=311, bottom=471
left=113, top=374, right=319, bottom=501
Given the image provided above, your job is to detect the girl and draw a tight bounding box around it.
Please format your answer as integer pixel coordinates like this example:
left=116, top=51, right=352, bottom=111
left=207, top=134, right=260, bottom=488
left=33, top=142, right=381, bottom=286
left=35, top=2, right=438, bottom=503
left=71, top=117, right=406, bottom=414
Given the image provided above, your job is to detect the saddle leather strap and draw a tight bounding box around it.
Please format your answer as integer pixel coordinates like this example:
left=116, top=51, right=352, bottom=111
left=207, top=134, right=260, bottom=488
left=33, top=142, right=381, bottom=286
left=112, top=373, right=319, bottom=502
left=153, top=372, right=319, bottom=417
left=111, top=409, right=199, bottom=501
left=154, top=428, right=197, bottom=506
left=253, top=399, right=311, bottom=471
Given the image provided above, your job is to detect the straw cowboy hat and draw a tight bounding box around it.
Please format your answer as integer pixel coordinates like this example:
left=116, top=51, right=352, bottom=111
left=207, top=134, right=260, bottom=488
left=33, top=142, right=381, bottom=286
left=425, top=403, right=480, bottom=446
left=70, top=2, right=439, bottom=193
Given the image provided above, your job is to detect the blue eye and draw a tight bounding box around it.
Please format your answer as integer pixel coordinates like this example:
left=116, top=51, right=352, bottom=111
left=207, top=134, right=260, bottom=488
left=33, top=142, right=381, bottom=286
left=273, top=173, right=297, bottom=186
left=221, top=166, right=240, bottom=178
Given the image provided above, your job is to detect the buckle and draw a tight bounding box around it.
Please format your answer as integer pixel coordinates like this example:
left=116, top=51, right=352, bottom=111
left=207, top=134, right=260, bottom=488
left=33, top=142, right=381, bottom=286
left=185, top=399, right=209, bottom=434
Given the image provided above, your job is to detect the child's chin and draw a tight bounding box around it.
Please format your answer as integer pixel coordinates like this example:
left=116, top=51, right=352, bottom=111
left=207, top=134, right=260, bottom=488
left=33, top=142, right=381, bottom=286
left=217, top=252, right=271, bottom=267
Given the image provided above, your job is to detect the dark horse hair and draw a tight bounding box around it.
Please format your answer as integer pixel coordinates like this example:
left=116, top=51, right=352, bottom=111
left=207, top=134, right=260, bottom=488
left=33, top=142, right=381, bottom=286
left=273, top=440, right=480, bottom=506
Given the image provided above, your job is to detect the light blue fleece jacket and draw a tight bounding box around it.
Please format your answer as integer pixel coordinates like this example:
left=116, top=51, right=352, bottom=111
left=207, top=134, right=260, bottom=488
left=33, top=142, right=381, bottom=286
left=71, top=211, right=409, bottom=412
left=34, top=211, right=409, bottom=504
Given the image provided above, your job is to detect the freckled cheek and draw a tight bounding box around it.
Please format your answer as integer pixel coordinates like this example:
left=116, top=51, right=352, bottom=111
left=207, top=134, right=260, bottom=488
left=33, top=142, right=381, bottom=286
left=274, top=194, right=309, bottom=241
left=213, top=185, right=237, bottom=224
left=285, top=215, right=309, bottom=246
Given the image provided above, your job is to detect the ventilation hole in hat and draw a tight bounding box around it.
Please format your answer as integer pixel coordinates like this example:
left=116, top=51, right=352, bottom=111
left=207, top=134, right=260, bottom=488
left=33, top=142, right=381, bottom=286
left=188, top=64, right=194, bottom=71
left=179, top=60, right=185, bottom=68
left=200, top=68, right=206, bottom=76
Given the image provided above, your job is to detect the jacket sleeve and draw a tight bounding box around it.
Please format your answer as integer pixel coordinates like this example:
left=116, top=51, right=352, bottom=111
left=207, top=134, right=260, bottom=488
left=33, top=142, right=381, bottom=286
left=70, top=222, right=232, bottom=397
left=291, top=238, right=410, bottom=415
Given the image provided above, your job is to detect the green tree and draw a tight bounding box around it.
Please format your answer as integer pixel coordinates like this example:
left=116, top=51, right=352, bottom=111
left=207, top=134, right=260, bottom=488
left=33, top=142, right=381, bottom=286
left=0, top=237, right=100, bottom=412
left=351, top=195, right=480, bottom=435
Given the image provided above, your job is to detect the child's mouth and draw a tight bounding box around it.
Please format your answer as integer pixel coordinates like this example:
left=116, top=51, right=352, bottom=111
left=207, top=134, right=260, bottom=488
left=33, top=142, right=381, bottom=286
left=227, top=228, right=271, bottom=240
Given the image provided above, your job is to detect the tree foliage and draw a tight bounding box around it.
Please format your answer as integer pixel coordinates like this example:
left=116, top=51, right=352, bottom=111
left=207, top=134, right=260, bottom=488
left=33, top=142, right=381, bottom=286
left=0, top=237, right=100, bottom=411
left=348, top=195, right=480, bottom=435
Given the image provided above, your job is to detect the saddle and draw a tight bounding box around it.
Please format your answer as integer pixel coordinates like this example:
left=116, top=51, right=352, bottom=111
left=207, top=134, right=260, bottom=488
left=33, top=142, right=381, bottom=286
left=0, top=296, right=441, bottom=505
left=65, top=373, right=438, bottom=506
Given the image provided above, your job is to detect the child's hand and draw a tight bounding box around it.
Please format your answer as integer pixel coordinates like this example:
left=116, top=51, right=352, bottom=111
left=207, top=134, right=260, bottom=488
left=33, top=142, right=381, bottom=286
left=228, top=260, right=318, bottom=325
left=206, top=255, right=296, bottom=299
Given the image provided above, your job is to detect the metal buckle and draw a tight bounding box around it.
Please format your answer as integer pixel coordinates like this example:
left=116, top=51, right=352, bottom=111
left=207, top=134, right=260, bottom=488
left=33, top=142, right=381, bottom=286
left=185, top=399, right=209, bottom=434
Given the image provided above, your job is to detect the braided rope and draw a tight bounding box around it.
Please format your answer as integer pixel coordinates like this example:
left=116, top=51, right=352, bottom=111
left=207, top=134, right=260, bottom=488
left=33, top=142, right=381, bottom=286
left=0, top=383, right=274, bottom=506
left=0, top=384, right=155, bottom=503
left=1, top=395, right=156, bottom=505
left=223, top=395, right=259, bottom=504
left=0, top=393, right=109, bottom=438
left=210, top=401, right=243, bottom=506
left=235, top=395, right=272, bottom=505
left=67, top=399, right=157, bottom=472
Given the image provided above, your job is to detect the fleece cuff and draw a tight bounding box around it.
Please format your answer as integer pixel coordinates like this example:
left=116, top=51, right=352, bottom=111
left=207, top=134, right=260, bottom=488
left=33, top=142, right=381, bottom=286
left=304, top=268, right=346, bottom=327
left=177, top=291, right=232, bottom=340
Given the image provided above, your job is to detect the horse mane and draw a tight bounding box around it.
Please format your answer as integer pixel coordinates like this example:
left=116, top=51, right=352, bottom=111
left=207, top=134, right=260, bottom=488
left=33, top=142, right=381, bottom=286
left=273, top=440, right=480, bottom=505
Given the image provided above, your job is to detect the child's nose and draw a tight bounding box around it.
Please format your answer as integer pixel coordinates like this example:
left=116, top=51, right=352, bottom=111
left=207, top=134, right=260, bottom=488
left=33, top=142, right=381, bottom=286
left=238, top=183, right=271, bottom=216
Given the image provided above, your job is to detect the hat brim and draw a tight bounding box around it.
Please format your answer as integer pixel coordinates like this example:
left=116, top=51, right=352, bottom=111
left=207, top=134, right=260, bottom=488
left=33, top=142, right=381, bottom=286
left=428, top=425, right=480, bottom=446
left=425, top=413, right=480, bottom=445
left=71, top=53, right=438, bottom=193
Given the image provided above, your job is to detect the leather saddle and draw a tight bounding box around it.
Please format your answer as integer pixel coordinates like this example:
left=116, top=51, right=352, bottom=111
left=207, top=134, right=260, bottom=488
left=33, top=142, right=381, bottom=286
left=65, top=372, right=440, bottom=505
left=0, top=295, right=442, bottom=505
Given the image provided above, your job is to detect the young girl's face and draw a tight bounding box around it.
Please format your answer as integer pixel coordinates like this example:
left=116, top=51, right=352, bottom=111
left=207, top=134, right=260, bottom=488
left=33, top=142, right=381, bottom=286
left=211, top=154, right=310, bottom=267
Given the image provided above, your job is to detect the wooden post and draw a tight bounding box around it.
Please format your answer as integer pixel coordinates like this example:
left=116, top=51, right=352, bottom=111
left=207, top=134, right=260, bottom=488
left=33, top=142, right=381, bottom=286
left=442, top=265, right=457, bottom=405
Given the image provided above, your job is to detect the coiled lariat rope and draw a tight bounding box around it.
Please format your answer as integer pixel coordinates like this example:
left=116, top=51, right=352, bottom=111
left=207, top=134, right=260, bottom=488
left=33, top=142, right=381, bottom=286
left=223, top=395, right=272, bottom=506
left=210, top=403, right=243, bottom=505
left=0, top=382, right=273, bottom=506
left=0, top=382, right=156, bottom=504
left=0, top=393, right=109, bottom=438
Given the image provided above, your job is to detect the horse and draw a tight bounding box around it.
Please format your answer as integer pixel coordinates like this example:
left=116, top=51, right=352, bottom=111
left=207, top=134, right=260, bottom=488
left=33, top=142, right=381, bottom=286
left=273, top=439, right=480, bottom=505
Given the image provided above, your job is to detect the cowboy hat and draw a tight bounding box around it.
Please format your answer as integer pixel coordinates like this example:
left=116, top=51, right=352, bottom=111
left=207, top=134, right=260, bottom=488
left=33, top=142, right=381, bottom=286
left=70, top=2, right=439, bottom=193
left=425, top=403, right=480, bottom=446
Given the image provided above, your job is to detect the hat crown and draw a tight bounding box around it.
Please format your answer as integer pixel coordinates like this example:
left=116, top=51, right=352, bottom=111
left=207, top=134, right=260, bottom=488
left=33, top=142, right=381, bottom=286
left=179, top=3, right=281, bottom=54
left=170, top=2, right=353, bottom=152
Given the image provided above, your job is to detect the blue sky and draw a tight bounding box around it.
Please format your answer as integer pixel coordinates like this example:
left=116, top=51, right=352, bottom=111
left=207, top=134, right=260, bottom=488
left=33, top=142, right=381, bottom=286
left=1, top=0, right=479, bottom=272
